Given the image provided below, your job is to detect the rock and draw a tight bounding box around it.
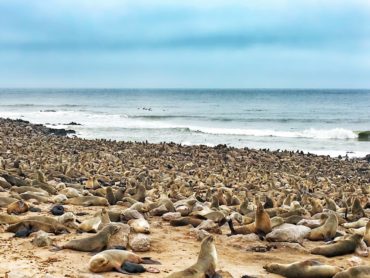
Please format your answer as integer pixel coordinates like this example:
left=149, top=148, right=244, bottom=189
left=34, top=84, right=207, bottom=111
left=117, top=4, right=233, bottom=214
left=189, top=228, right=210, bottom=241
left=266, top=223, right=310, bottom=243
left=129, top=233, right=150, bottom=252
left=162, top=212, right=181, bottom=221
left=31, top=231, right=53, bottom=247
left=107, top=223, right=130, bottom=249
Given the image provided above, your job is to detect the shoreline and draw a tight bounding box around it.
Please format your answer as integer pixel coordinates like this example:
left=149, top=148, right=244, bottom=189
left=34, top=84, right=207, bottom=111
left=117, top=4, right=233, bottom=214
left=4, top=117, right=370, bottom=161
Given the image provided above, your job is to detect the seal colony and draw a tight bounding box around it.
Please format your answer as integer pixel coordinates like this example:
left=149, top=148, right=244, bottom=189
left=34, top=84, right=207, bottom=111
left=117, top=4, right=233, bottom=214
left=0, top=117, right=369, bottom=277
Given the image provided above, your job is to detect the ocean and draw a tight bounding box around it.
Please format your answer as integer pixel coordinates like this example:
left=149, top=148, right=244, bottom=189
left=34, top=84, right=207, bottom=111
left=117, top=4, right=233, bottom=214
left=0, top=88, right=369, bottom=157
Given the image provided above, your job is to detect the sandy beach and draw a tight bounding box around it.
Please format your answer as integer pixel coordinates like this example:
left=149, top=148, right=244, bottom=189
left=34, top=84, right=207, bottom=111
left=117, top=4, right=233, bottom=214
left=0, top=118, right=369, bottom=278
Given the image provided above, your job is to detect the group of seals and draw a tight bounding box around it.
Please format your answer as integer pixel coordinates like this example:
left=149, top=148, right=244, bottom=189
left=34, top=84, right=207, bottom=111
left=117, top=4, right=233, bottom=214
left=0, top=118, right=369, bottom=277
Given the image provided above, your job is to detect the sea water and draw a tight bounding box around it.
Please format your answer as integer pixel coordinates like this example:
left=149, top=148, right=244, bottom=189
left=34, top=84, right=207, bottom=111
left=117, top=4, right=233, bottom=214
left=0, top=88, right=369, bottom=157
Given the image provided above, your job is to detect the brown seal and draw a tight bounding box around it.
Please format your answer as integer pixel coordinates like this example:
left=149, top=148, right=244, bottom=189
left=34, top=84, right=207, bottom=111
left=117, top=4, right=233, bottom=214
left=89, top=249, right=160, bottom=274
left=311, top=234, right=363, bottom=257
left=228, top=201, right=271, bottom=237
left=65, top=196, right=109, bottom=206
left=6, top=220, right=69, bottom=237
left=170, top=217, right=203, bottom=227
left=7, top=199, right=29, bottom=214
left=307, top=213, right=338, bottom=241
left=333, top=266, right=370, bottom=278
left=61, top=224, right=119, bottom=252
left=166, top=235, right=217, bottom=278
left=264, top=259, right=341, bottom=278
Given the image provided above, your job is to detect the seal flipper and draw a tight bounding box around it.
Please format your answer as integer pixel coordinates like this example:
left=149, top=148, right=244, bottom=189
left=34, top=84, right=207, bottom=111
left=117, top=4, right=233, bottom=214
left=227, top=219, right=237, bottom=236
left=141, top=257, right=161, bottom=265
left=122, top=262, right=146, bottom=273
left=14, top=227, right=31, bottom=238
left=114, top=266, right=133, bottom=275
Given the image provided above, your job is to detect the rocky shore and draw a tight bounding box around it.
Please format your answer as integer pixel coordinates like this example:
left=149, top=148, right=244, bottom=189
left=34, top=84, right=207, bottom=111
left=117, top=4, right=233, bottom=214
left=0, top=117, right=369, bottom=278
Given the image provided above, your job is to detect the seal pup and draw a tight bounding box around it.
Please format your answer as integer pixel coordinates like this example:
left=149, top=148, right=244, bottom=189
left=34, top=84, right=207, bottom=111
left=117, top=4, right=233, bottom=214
left=307, top=213, right=338, bottom=241
left=60, top=224, right=119, bottom=252
left=311, top=233, right=363, bottom=257
left=7, top=200, right=29, bottom=214
left=264, top=259, right=341, bottom=278
left=166, top=235, right=217, bottom=278
left=106, top=187, right=116, bottom=205
left=79, top=208, right=110, bottom=233
left=333, top=266, right=370, bottom=278
left=89, top=249, right=160, bottom=274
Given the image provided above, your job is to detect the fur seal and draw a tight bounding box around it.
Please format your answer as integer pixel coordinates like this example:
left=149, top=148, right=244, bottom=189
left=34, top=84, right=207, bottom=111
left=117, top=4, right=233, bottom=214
left=89, top=249, right=160, bottom=274
left=128, top=218, right=150, bottom=234
left=170, top=217, right=203, bottom=227
left=228, top=201, right=272, bottom=237
left=0, top=213, right=20, bottom=224
left=364, top=221, right=370, bottom=246
left=264, top=259, right=341, bottom=278
left=6, top=220, right=69, bottom=237
left=333, top=266, right=370, bottom=278
left=311, top=234, right=363, bottom=257
left=7, top=199, right=29, bottom=214
left=50, top=205, right=64, bottom=216
left=79, top=208, right=110, bottom=232
left=0, top=196, right=18, bottom=207
left=106, top=187, right=116, bottom=205
left=65, top=196, right=109, bottom=206
left=307, top=213, right=338, bottom=241
left=166, top=235, right=217, bottom=278
left=61, top=224, right=119, bottom=252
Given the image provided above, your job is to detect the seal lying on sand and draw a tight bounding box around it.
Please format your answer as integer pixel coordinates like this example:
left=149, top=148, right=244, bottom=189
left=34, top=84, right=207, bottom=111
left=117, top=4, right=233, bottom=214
left=307, top=213, right=338, bottom=241
left=65, top=196, right=109, bottom=206
left=333, top=266, right=370, bottom=278
left=166, top=235, right=217, bottom=278
left=6, top=220, right=69, bottom=237
left=311, top=234, right=363, bottom=257
left=264, top=259, right=341, bottom=278
left=60, top=224, right=119, bottom=252
left=89, top=249, right=160, bottom=274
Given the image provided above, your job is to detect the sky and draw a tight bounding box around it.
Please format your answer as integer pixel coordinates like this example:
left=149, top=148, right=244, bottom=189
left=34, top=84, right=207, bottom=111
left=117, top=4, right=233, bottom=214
left=0, top=0, right=369, bottom=88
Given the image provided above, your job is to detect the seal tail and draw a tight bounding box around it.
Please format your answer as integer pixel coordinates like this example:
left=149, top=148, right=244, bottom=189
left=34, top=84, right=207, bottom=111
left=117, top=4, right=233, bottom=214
left=141, top=257, right=161, bottom=265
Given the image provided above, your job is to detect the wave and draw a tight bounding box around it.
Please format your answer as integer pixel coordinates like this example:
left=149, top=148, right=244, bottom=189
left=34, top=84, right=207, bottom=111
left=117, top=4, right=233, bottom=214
left=190, top=127, right=357, bottom=139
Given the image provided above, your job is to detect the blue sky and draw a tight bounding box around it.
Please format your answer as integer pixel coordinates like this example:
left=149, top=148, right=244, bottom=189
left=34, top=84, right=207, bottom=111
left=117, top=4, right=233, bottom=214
left=0, top=0, right=369, bottom=88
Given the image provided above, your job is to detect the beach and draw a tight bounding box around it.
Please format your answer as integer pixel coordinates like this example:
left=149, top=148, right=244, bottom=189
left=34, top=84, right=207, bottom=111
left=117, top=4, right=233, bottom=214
left=0, top=117, right=369, bottom=277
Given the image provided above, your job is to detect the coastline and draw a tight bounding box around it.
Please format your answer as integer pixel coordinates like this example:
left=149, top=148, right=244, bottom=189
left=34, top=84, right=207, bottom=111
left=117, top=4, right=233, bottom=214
left=0, top=117, right=369, bottom=277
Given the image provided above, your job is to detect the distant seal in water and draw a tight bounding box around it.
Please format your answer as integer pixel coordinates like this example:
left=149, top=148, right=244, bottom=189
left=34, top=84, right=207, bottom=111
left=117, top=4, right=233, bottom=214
left=89, top=249, right=160, bottom=274
left=333, top=266, right=370, bottom=278
left=311, top=234, right=363, bottom=257
left=65, top=196, right=109, bottom=206
left=61, top=224, right=119, bottom=252
left=264, top=259, right=341, bottom=278
left=307, top=213, right=338, bottom=241
left=166, top=235, right=217, bottom=278
left=7, top=199, right=29, bottom=215
left=6, top=220, right=69, bottom=237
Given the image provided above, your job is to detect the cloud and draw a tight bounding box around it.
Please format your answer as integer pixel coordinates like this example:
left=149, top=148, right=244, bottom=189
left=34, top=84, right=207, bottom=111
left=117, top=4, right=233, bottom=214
left=0, top=0, right=369, bottom=87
